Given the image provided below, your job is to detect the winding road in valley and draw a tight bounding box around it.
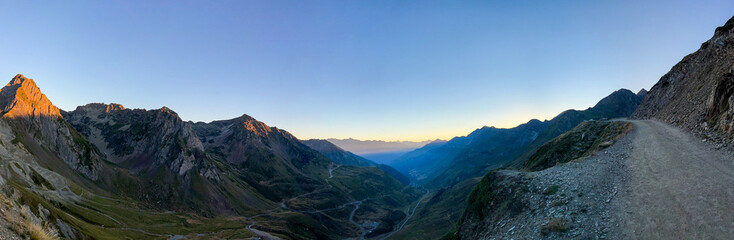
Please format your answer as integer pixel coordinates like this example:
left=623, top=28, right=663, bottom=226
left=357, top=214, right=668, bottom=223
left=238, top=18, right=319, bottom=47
left=245, top=163, right=372, bottom=240
left=348, top=200, right=366, bottom=240
left=617, top=120, right=734, bottom=239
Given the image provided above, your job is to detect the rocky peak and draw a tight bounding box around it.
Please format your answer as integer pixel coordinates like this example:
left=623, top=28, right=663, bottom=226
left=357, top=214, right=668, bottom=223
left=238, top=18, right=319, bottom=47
left=0, top=74, right=61, bottom=119
left=589, top=89, right=643, bottom=117
left=714, top=16, right=734, bottom=36
left=0, top=75, right=102, bottom=180
left=637, top=88, right=648, bottom=98
left=106, top=103, right=125, bottom=112
left=158, top=106, right=177, bottom=116
left=74, top=103, right=126, bottom=113
left=525, top=119, right=545, bottom=127
left=234, top=114, right=273, bottom=137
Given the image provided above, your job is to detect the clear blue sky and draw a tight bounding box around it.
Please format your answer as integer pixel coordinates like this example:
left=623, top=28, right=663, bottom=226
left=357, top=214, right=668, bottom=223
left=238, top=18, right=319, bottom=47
left=1, top=1, right=732, bottom=141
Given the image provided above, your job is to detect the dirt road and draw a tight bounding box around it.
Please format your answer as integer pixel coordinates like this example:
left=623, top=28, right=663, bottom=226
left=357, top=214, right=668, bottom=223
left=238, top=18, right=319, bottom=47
left=619, top=120, right=734, bottom=239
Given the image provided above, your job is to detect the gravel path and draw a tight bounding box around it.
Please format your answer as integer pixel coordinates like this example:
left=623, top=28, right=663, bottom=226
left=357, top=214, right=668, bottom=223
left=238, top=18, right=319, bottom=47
left=617, top=120, right=734, bottom=239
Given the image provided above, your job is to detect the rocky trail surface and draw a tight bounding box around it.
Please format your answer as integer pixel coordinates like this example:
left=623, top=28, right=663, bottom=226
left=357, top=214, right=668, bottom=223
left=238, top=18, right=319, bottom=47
left=617, top=120, right=734, bottom=239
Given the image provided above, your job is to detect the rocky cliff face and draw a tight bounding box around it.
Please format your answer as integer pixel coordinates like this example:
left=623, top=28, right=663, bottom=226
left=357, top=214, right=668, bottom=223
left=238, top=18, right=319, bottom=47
left=0, top=75, right=103, bottom=180
left=633, top=16, right=734, bottom=144
left=64, top=103, right=211, bottom=177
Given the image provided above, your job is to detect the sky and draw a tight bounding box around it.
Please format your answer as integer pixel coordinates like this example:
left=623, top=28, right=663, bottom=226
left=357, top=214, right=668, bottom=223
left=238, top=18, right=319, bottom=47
left=1, top=1, right=732, bottom=141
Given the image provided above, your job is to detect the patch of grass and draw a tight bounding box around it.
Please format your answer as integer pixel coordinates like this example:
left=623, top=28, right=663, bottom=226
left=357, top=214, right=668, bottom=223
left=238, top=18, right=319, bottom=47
left=543, top=185, right=559, bottom=195
left=30, top=169, right=55, bottom=190
left=439, top=223, right=460, bottom=240
left=465, top=171, right=497, bottom=218
left=540, top=218, right=568, bottom=235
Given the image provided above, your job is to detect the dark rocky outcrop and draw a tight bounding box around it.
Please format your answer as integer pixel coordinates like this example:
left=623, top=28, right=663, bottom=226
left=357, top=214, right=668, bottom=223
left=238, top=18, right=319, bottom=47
left=64, top=103, right=210, bottom=176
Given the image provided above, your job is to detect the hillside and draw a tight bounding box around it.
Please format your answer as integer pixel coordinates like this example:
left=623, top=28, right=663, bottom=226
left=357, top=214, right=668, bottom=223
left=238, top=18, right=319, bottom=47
left=390, top=140, right=448, bottom=175
left=389, top=178, right=480, bottom=240
left=425, top=120, right=550, bottom=188
left=522, top=121, right=633, bottom=171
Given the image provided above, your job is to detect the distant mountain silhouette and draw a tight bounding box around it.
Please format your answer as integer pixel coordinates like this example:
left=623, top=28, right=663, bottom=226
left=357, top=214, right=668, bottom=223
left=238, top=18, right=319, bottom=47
left=327, top=138, right=437, bottom=155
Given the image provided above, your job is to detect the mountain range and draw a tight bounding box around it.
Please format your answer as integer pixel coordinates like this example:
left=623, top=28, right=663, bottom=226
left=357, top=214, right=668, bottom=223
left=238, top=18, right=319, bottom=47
left=326, top=138, right=441, bottom=165
left=0, top=75, right=420, bottom=239
left=391, top=88, right=646, bottom=188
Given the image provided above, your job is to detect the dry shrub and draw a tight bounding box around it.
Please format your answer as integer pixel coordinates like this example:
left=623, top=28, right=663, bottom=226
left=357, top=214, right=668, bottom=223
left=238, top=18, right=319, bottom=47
left=23, top=219, right=59, bottom=240
left=541, top=217, right=568, bottom=235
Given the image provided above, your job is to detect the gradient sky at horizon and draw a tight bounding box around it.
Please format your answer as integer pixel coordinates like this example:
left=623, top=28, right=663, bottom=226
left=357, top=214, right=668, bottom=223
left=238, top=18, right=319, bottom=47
left=1, top=1, right=732, bottom=141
